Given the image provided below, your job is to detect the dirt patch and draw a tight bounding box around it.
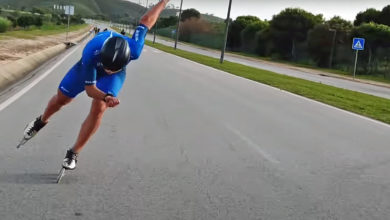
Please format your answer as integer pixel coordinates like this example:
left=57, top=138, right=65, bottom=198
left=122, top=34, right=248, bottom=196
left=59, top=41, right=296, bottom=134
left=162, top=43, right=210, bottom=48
left=0, top=27, right=90, bottom=65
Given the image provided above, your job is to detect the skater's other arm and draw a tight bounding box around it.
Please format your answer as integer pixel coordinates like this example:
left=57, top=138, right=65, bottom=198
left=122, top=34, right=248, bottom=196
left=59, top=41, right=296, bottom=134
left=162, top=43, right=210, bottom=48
left=81, top=40, right=120, bottom=107
left=139, top=0, right=170, bottom=30
left=85, top=85, right=120, bottom=108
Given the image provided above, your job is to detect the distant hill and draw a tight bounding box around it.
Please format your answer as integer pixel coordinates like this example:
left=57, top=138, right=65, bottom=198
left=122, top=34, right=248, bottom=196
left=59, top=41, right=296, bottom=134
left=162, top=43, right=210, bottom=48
left=0, top=0, right=224, bottom=23
left=0, top=0, right=146, bottom=19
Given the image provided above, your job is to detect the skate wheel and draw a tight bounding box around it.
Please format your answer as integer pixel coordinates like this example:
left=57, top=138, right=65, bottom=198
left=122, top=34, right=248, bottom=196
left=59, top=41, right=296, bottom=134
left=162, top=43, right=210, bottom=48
left=56, top=168, right=66, bottom=184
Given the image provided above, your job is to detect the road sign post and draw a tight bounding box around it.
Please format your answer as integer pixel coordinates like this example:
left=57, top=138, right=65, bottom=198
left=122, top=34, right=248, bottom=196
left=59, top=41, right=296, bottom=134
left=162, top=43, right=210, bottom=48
left=352, top=38, right=365, bottom=79
left=64, top=5, right=75, bottom=41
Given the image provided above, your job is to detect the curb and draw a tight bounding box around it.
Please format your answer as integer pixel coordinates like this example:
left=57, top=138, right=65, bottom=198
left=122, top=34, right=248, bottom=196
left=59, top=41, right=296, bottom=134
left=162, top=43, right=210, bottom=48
left=0, top=29, right=92, bottom=91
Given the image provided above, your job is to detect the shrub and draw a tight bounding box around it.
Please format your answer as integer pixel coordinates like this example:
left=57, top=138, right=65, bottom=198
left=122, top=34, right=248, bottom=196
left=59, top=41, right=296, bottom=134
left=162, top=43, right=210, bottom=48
left=34, top=16, right=43, bottom=27
left=6, top=16, right=17, bottom=28
left=17, top=15, right=34, bottom=28
left=0, top=17, right=11, bottom=33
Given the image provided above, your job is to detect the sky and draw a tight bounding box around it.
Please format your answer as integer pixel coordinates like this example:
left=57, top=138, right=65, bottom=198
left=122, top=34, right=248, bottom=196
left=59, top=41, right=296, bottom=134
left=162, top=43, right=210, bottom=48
left=126, top=0, right=390, bottom=22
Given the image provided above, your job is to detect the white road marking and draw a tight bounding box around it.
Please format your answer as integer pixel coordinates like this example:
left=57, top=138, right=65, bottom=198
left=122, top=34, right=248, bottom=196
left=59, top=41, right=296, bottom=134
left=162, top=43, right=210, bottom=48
left=0, top=45, right=81, bottom=112
left=225, top=123, right=280, bottom=164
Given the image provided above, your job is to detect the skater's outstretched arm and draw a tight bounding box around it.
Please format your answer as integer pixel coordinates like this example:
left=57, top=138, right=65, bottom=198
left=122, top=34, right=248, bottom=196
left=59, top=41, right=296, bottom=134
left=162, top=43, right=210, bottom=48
left=139, top=0, right=170, bottom=29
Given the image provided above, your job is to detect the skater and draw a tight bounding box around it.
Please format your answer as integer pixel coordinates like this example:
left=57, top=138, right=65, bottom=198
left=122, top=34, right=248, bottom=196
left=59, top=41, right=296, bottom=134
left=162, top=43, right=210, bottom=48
left=21, top=0, right=170, bottom=170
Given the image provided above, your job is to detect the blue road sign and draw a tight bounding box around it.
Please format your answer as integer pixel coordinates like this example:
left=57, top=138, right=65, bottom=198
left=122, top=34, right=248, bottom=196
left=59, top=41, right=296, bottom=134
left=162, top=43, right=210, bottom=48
left=352, top=38, right=365, bottom=50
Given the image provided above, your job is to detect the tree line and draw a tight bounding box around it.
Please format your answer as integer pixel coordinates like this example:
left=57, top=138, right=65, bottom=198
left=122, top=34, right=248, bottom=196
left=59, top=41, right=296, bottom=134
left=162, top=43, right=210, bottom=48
left=155, top=6, right=390, bottom=77
left=227, top=5, right=390, bottom=76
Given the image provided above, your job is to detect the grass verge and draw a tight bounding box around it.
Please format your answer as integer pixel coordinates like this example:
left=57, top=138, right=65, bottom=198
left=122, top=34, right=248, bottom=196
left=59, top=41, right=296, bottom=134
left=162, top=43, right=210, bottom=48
left=232, top=51, right=390, bottom=85
left=0, top=24, right=89, bottom=39
left=145, top=40, right=390, bottom=125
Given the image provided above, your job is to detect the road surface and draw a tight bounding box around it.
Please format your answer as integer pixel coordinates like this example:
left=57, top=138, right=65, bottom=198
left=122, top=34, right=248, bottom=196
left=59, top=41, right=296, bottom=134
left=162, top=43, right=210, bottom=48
left=1, top=34, right=390, bottom=220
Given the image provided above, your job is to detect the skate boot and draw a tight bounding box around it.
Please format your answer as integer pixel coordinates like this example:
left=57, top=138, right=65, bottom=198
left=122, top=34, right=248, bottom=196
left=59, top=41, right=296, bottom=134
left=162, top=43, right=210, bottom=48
left=62, top=149, right=78, bottom=170
left=23, top=115, right=47, bottom=140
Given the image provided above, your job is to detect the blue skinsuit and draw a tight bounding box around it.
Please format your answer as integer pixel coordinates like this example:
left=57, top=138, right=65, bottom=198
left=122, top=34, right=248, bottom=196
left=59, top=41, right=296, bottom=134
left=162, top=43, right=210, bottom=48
left=59, top=25, right=148, bottom=98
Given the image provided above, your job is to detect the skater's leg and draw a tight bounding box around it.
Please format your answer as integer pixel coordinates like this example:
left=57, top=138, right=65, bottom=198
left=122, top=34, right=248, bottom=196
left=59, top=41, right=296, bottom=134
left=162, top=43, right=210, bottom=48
left=41, top=89, right=73, bottom=123
left=22, top=90, right=72, bottom=141
left=71, top=99, right=107, bottom=153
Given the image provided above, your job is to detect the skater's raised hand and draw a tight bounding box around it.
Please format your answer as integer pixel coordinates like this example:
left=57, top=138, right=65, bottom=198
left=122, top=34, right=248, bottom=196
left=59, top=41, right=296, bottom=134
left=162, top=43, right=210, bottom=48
left=139, top=0, right=170, bottom=29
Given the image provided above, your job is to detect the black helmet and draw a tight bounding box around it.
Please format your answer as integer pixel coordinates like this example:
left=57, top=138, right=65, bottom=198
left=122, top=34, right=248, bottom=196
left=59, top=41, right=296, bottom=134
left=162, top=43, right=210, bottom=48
left=101, top=36, right=130, bottom=71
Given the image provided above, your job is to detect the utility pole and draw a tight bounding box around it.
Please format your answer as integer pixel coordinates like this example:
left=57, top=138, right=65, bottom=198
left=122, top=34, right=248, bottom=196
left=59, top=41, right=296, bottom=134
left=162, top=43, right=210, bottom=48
left=153, top=20, right=158, bottom=44
left=329, top=29, right=337, bottom=68
left=220, top=0, right=233, bottom=63
left=174, top=0, right=183, bottom=50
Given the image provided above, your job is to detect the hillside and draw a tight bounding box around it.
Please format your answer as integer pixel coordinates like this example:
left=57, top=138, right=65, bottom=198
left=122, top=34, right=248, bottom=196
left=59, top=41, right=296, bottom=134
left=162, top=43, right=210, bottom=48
left=0, top=0, right=224, bottom=23
left=0, top=0, right=146, bottom=19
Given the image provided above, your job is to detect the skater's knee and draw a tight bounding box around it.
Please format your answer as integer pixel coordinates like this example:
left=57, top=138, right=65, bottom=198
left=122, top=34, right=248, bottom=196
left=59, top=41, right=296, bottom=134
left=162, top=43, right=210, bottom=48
left=55, top=90, right=72, bottom=106
left=90, top=100, right=107, bottom=118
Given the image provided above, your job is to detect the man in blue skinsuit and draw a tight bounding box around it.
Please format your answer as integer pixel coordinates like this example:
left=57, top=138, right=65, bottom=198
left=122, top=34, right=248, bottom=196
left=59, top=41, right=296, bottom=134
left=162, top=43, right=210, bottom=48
left=22, top=0, right=170, bottom=170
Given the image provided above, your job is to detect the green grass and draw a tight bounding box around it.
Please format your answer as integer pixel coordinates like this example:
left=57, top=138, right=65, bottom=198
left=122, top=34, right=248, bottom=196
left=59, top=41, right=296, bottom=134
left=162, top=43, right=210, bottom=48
left=230, top=52, right=390, bottom=85
left=0, top=24, right=89, bottom=39
left=145, top=40, right=390, bottom=124
left=356, top=74, right=390, bottom=84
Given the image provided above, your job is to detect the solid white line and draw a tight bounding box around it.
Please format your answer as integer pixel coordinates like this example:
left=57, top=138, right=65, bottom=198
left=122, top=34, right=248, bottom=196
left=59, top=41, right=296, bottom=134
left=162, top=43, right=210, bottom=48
left=225, top=123, right=280, bottom=164
left=0, top=45, right=81, bottom=112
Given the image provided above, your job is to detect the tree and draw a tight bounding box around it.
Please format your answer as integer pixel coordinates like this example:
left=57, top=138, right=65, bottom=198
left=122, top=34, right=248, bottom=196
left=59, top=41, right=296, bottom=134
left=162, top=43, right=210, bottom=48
left=378, top=5, right=390, bottom=26
left=352, top=22, right=390, bottom=73
left=158, top=16, right=178, bottom=28
left=227, top=16, right=261, bottom=51
left=241, top=20, right=269, bottom=53
left=321, top=16, right=353, bottom=67
left=6, top=16, right=17, bottom=27
left=269, top=8, right=323, bottom=59
left=31, top=7, right=44, bottom=15
left=180, top=8, right=200, bottom=22
left=354, top=8, right=381, bottom=26
left=17, top=15, right=34, bottom=28
left=307, top=24, right=334, bottom=67
left=34, top=16, right=43, bottom=27
left=327, top=16, right=353, bottom=32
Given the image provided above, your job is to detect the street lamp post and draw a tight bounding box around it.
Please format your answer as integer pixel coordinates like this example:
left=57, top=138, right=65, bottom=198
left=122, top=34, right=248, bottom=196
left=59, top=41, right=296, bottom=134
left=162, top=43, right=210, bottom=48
left=329, top=29, right=337, bottom=68
left=174, top=0, right=183, bottom=50
left=220, top=0, right=233, bottom=64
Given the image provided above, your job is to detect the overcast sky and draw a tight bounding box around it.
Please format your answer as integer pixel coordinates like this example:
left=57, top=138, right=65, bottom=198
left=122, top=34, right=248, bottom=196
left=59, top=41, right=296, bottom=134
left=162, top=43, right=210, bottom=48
left=126, top=0, right=389, bottom=22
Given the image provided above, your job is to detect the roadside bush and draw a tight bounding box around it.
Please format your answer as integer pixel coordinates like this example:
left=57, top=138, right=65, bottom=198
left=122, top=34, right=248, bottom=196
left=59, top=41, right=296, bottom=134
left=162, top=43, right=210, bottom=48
left=17, top=15, right=34, bottom=28
left=34, top=16, right=43, bottom=27
left=6, top=16, right=17, bottom=28
left=0, top=17, right=11, bottom=33
left=51, top=13, right=63, bottom=25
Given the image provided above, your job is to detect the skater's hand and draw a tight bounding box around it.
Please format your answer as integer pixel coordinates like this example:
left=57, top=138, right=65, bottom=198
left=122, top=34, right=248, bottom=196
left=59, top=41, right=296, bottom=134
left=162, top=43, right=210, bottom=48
left=104, top=96, right=120, bottom=108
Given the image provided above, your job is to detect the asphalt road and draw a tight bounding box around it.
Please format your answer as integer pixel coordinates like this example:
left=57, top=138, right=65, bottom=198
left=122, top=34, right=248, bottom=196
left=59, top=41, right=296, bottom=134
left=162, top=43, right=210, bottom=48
left=1, top=34, right=390, bottom=220
left=147, top=35, right=390, bottom=100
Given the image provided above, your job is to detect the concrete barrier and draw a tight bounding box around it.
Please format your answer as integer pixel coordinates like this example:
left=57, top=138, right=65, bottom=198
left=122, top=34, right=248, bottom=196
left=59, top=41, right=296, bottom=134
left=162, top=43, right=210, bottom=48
left=0, top=29, right=92, bottom=91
